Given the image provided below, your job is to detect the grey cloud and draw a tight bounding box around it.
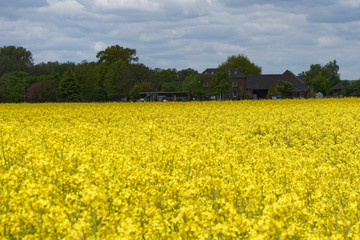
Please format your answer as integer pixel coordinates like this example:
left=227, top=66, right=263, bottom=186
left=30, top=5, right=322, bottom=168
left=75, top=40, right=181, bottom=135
left=219, top=0, right=335, bottom=8
left=1, top=0, right=360, bottom=79
left=1, top=0, right=47, bottom=8
left=307, top=5, right=360, bottom=23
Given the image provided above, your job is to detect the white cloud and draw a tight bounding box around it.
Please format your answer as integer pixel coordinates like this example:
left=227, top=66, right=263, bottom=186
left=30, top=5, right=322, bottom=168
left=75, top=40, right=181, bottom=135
left=39, top=0, right=86, bottom=17
left=316, top=36, right=341, bottom=47
left=90, top=0, right=160, bottom=11
left=338, top=0, right=360, bottom=7
left=93, top=41, right=108, bottom=52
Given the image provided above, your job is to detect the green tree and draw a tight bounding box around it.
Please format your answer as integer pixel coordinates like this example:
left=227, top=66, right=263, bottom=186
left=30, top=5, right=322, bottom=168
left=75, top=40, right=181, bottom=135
left=276, top=81, right=294, bottom=98
left=103, top=60, right=128, bottom=100
left=130, top=81, right=154, bottom=100
left=58, top=69, right=80, bottom=102
left=182, top=74, right=205, bottom=100
left=74, top=61, right=100, bottom=101
left=323, top=60, right=340, bottom=87
left=0, top=46, right=34, bottom=76
left=350, top=80, right=360, bottom=96
left=177, top=68, right=198, bottom=89
left=157, top=69, right=179, bottom=91
left=268, top=83, right=279, bottom=97
left=122, top=64, right=156, bottom=89
left=95, top=45, right=138, bottom=90
left=303, top=60, right=340, bottom=95
left=0, top=72, right=31, bottom=102
left=96, top=45, right=138, bottom=65
left=210, top=69, right=232, bottom=100
left=312, top=75, right=330, bottom=95
left=219, top=54, right=261, bottom=75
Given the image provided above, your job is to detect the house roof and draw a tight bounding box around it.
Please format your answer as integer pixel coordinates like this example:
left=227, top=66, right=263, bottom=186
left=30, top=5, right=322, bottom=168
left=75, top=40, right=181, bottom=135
left=246, top=74, right=281, bottom=89
left=203, top=68, right=309, bottom=92
left=246, top=70, right=310, bottom=91
left=278, top=70, right=310, bottom=91
left=333, top=83, right=345, bottom=90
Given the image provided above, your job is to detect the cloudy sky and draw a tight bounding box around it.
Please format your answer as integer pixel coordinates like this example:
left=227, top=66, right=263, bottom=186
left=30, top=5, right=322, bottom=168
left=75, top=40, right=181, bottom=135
left=1, top=0, right=360, bottom=79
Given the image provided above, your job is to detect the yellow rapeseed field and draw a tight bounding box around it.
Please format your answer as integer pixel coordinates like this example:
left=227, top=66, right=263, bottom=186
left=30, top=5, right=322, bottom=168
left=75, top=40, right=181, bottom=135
left=1, top=99, right=360, bottom=239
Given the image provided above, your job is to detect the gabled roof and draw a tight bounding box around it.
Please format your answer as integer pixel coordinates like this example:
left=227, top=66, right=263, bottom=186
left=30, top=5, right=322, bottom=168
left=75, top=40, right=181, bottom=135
left=246, top=70, right=310, bottom=91
left=203, top=68, right=310, bottom=92
left=333, top=83, right=344, bottom=90
left=278, top=70, right=310, bottom=91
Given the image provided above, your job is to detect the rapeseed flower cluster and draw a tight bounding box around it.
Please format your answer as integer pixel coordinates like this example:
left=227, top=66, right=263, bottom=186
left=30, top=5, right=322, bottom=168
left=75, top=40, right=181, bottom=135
left=1, top=99, right=360, bottom=239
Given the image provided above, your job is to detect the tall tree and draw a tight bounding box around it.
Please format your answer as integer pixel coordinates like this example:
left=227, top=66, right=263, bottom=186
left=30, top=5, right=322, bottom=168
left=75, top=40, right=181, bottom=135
left=210, top=69, right=232, bottom=100
left=103, top=60, right=128, bottom=100
left=74, top=61, right=100, bottom=102
left=58, top=69, right=80, bottom=102
left=0, top=46, right=34, bottom=76
left=303, top=59, right=340, bottom=95
left=96, top=45, right=138, bottom=65
left=323, top=60, right=340, bottom=87
left=95, top=45, right=138, bottom=89
left=219, top=54, right=261, bottom=75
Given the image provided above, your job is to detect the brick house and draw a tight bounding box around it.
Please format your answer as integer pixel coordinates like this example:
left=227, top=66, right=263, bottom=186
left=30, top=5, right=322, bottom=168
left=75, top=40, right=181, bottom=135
left=203, top=68, right=246, bottom=99
left=202, top=68, right=309, bottom=99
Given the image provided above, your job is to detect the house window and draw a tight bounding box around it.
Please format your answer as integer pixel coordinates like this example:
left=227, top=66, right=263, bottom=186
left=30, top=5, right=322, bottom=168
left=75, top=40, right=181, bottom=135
left=203, top=81, right=209, bottom=87
left=233, top=81, right=238, bottom=87
left=233, top=91, right=238, bottom=98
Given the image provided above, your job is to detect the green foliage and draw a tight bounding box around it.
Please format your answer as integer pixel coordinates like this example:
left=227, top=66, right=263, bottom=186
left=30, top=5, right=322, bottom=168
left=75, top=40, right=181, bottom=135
left=268, top=83, right=279, bottom=97
left=177, top=68, right=198, bottom=89
left=157, top=69, right=177, bottom=84
left=182, top=74, right=206, bottom=100
left=304, top=60, right=340, bottom=95
left=350, top=80, right=360, bottom=96
left=58, top=69, right=80, bottom=102
left=210, top=69, right=232, bottom=100
left=103, top=60, right=128, bottom=100
left=161, top=82, right=178, bottom=92
left=31, top=61, right=75, bottom=76
left=96, top=45, right=138, bottom=65
left=122, top=64, right=157, bottom=90
left=312, top=75, right=330, bottom=95
left=156, top=69, right=179, bottom=91
left=276, top=81, right=294, bottom=98
left=130, top=81, right=154, bottom=100
left=0, top=72, right=31, bottom=102
left=219, top=54, right=261, bottom=75
left=0, top=46, right=34, bottom=76
left=74, top=61, right=100, bottom=102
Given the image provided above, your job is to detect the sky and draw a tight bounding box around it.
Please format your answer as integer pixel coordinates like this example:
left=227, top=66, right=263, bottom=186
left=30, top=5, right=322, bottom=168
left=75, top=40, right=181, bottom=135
left=1, top=0, right=360, bottom=80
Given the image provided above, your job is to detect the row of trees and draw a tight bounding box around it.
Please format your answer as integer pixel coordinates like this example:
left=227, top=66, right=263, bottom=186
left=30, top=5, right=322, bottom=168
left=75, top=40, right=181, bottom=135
left=1, top=45, right=359, bottom=102
left=0, top=45, right=202, bottom=102
left=0, top=46, right=263, bottom=102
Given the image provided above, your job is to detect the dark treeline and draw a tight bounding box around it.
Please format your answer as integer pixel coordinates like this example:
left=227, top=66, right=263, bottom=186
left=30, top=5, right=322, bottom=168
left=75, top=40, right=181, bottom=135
left=0, top=45, right=201, bottom=103
left=1, top=45, right=359, bottom=103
